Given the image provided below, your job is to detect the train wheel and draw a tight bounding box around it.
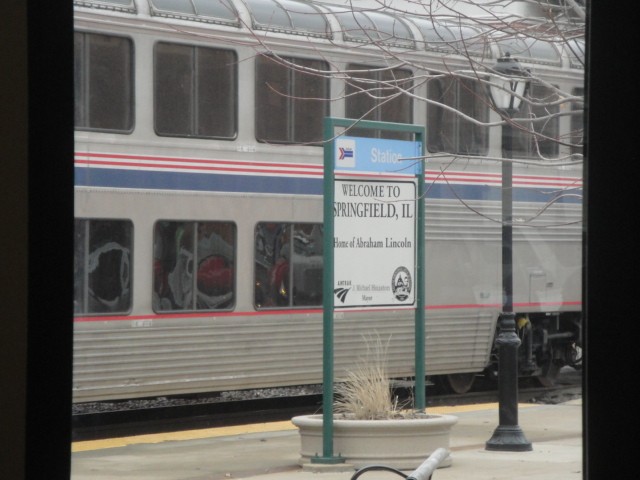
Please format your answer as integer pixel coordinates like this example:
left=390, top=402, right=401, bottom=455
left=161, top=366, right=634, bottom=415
left=536, top=360, right=560, bottom=387
left=445, top=373, right=476, bottom=394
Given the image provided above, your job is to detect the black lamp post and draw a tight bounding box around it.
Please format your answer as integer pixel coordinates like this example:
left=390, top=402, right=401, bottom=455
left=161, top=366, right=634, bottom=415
left=485, top=53, right=533, bottom=452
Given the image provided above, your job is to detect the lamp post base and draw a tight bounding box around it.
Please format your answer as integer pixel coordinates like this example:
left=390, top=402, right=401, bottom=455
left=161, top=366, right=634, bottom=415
left=486, top=425, right=532, bottom=452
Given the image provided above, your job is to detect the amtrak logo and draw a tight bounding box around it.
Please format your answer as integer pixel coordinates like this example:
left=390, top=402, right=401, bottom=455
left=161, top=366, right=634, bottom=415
left=336, top=139, right=356, bottom=168
left=391, top=267, right=411, bottom=301
left=339, top=147, right=353, bottom=160
left=334, top=287, right=351, bottom=303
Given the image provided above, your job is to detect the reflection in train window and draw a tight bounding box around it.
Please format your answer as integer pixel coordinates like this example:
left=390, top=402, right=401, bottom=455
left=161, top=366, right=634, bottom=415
left=74, top=219, right=133, bottom=315
left=571, top=87, right=584, bottom=157
left=427, top=76, right=489, bottom=155
left=345, top=65, right=413, bottom=140
left=74, top=32, right=134, bottom=132
left=153, top=221, right=236, bottom=311
left=254, top=223, right=324, bottom=308
left=255, top=55, right=329, bottom=144
left=511, top=83, right=560, bottom=159
left=154, top=43, right=237, bottom=139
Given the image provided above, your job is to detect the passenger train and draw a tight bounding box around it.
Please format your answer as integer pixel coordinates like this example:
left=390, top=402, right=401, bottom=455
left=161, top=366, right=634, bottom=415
left=72, top=0, right=585, bottom=402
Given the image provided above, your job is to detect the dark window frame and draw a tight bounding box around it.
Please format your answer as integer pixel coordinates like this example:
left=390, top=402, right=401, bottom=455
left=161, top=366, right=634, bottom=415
left=255, top=54, right=330, bottom=145
left=511, top=82, right=560, bottom=159
left=154, top=42, right=238, bottom=140
left=345, top=64, right=413, bottom=140
left=74, top=31, right=135, bottom=133
left=152, top=220, right=237, bottom=313
left=426, top=75, right=489, bottom=155
left=570, top=87, right=584, bottom=157
left=254, top=222, right=324, bottom=309
left=74, top=218, right=134, bottom=316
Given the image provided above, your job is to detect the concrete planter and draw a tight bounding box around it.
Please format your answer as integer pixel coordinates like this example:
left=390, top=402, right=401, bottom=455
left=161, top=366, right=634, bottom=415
left=291, top=413, right=458, bottom=469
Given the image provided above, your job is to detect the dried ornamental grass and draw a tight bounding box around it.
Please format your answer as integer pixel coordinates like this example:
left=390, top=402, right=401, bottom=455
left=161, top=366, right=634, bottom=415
left=334, top=334, right=407, bottom=420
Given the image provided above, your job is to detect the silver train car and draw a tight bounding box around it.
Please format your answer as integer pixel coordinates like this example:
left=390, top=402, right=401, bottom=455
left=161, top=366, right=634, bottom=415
left=72, top=0, right=584, bottom=402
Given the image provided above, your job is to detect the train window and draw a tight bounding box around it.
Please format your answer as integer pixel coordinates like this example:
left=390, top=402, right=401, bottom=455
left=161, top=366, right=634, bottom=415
left=427, top=76, right=489, bottom=155
left=567, top=39, right=585, bottom=69
left=570, top=88, right=584, bottom=157
left=154, top=43, right=237, bottom=139
left=248, top=0, right=291, bottom=30
left=74, top=32, right=133, bottom=132
left=245, top=0, right=330, bottom=37
left=410, top=19, right=487, bottom=57
left=254, top=223, right=323, bottom=308
left=511, top=83, right=560, bottom=159
left=153, top=221, right=236, bottom=312
left=74, top=219, right=132, bottom=315
left=328, top=7, right=414, bottom=48
left=149, top=0, right=239, bottom=26
left=496, top=38, right=561, bottom=66
left=74, top=0, right=136, bottom=13
left=255, top=55, right=329, bottom=144
left=345, top=65, right=413, bottom=140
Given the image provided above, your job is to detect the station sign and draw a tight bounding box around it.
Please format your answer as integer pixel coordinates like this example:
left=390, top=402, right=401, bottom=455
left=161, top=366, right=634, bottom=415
left=332, top=136, right=420, bottom=308
left=318, top=118, right=427, bottom=463
left=335, top=135, right=422, bottom=175
left=333, top=178, right=416, bottom=308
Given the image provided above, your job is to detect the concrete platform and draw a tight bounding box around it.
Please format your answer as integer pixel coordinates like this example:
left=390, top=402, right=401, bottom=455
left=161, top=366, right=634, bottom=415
left=71, top=399, right=582, bottom=480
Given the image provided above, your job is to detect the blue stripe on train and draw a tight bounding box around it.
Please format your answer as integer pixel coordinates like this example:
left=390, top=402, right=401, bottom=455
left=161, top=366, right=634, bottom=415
left=425, top=183, right=582, bottom=204
left=75, top=167, right=323, bottom=195
left=75, top=167, right=583, bottom=204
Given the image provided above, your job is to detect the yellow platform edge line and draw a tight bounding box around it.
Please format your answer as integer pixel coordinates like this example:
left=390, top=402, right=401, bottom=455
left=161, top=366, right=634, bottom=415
left=72, top=402, right=537, bottom=453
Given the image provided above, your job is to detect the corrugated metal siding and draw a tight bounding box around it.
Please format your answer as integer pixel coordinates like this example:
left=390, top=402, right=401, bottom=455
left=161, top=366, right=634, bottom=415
left=73, top=308, right=497, bottom=402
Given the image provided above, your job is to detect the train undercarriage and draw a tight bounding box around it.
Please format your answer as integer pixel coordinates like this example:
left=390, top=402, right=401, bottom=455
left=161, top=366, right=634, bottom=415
left=439, top=311, right=582, bottom=394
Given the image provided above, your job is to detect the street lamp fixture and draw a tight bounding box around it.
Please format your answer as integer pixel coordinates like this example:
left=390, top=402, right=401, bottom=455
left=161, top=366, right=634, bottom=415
left=485, top=53, right=533, bottom=452
left=488, top=53, right=529, bottom=113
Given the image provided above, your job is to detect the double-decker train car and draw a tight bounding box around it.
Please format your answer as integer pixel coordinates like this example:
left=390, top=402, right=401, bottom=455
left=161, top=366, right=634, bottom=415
left=72, top=0, right=584, bottom=402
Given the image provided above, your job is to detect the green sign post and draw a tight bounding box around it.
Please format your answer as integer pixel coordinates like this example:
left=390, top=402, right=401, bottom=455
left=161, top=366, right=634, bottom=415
left=312, top=118, right=426, bottom=464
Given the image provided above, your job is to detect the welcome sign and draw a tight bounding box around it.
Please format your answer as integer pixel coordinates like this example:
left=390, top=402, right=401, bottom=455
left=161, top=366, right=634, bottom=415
left=333, top=178, right=416, bottom=308
left=332, top=135, right=420, bottom=308
left=317, top=119, right=427, bottom=463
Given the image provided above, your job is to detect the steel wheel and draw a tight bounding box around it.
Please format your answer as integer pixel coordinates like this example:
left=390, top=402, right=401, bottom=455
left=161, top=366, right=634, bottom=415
left=445, top=373, right=476, bottom=394
left=536, top=360, right=561, bottom=387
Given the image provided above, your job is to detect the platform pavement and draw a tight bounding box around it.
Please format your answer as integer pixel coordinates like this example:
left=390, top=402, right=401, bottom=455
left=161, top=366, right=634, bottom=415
left=71, top=399, right=582, bottom=480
